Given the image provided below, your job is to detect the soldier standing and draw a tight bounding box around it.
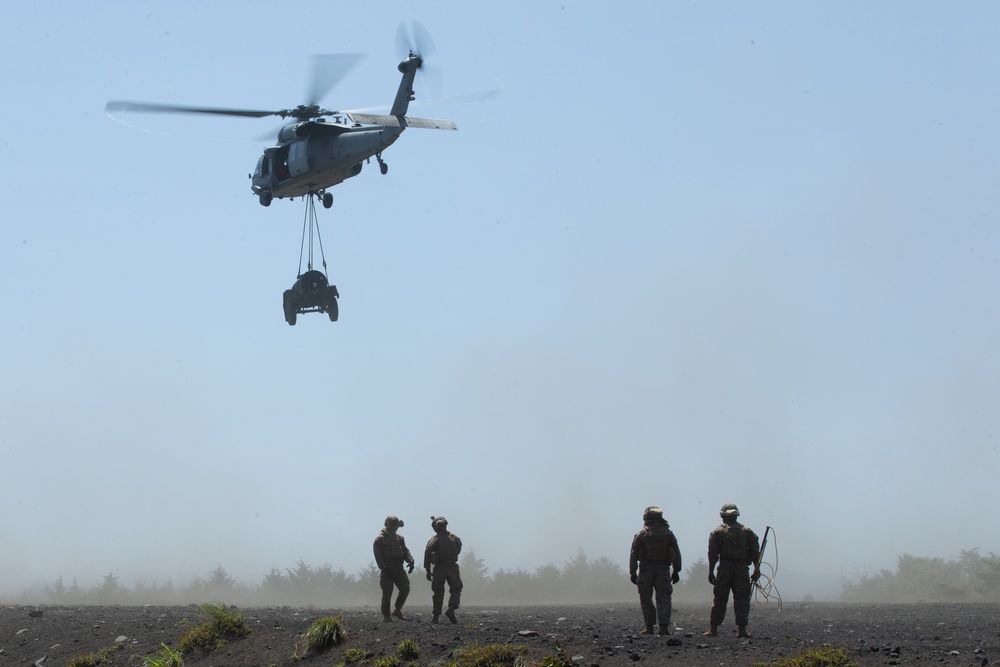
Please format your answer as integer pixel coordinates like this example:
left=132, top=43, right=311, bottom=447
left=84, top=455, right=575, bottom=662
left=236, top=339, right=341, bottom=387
left=373, top=515, right=415, bottom=621
left=629, top=506, right=683, bottom=635
left=704, top=503, right=760, bottom=638
left=423, top=516, right=463, bottom=624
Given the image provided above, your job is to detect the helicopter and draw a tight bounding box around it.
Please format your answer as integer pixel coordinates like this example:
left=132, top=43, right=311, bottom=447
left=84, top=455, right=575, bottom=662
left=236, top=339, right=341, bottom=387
left=105, top=21, right=461, bottom=209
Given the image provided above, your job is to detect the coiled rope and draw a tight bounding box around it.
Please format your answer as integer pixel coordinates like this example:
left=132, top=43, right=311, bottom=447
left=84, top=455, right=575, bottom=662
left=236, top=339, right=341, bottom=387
left=752, top=525, right=782, bottom=610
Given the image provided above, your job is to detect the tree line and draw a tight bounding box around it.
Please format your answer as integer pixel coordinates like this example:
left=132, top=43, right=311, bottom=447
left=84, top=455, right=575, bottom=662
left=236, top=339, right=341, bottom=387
left=21, top=547, right=1000, bottom=606
left=26, top=549, right=717, bottom=607
left=841, top=549, right=1000, bottom=603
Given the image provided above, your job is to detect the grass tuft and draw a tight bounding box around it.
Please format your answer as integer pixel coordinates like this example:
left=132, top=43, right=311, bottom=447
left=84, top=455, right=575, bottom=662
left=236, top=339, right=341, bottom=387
left=301, top=615, right=347, bottom=653
left=143, top=643, right=184, bottom=667
left=67, top=642, right=125, bottom=667
left=753, top=646, right=858, bottom=667
left=441, top=643, right=527, bottom=667
left=537, top=653, right=574, bottom=667
left=177, top=602, right=250, bottom=653
left=342, top=647, right=368, bottom=663
left=396, top=638, right=419, bottom=660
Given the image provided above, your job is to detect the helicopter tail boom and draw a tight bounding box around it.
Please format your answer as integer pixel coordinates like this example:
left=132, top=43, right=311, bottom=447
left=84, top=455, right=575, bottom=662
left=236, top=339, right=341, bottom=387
left=390, top=53, right=422, bottom=117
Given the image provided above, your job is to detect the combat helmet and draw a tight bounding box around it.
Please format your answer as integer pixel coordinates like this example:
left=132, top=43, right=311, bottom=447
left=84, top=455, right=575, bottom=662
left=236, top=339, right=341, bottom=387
left=385, top=515, right=405, bottom=528
left=719, top=503, right=740, bottom=519
left=642, top=506, right=664, bottom=522
left=431, top=516, right=448, bottom=530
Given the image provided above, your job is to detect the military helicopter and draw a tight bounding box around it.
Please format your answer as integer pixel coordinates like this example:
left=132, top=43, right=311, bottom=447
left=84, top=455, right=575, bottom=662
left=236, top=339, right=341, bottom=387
left=106, top=21, right=462, bottom=209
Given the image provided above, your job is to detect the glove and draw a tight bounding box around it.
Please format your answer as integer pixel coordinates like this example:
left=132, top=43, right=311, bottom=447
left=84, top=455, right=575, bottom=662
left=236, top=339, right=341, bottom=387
left=630, top=573, right=638, bottom=585
left=671, top=571, right=680, bottom=584
left=426, top=570, right=432, bottom=582
left=708, top=572, right=716, bottom=586
left=751, top=569, right=760, bottom=583
left=407, top=562, right=414, bottom=574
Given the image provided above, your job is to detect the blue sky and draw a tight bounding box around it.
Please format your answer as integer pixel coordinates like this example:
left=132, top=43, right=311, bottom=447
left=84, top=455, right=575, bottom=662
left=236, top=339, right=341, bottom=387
left=2, top=2, right=999, bottom=598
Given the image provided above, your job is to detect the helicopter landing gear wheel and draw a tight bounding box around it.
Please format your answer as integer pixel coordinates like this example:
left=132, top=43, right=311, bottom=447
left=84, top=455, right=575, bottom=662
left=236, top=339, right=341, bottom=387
left=376, top=153, right=388, bottom=175
left=259, top=191, right=273, bottom=207
left=327, top=299, right=339, bottom=322
left=322, top=192, right=333, bottom=209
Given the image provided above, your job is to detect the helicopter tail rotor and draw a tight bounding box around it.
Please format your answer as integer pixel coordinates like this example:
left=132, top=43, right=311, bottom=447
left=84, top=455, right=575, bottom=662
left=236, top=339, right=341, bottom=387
left=395, top=20, right=443, bottom=100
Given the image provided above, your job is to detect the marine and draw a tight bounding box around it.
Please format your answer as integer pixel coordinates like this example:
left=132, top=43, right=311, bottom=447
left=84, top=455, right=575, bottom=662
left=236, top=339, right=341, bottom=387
left=373, top=515, right=415, bottom=621
left=704, top=503, right=760, bottom=638
left=423, top=516, right=463, bottom=624
left=629, top=506, right=683, bottom=635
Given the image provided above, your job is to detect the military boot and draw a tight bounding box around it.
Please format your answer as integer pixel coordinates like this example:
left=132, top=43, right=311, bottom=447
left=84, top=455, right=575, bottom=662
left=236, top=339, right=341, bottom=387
left=737, top=625, right=752, bottom=638
left=445, top=608, right=457, bottom=624
left=432, top=614, right=440, bottom=624
left=382, top=614, right=392, bottom=622
left=658, top=624, right=671, bottom=635
left=703, top=624, right=718, bottom=637
left=640, top=626, right=655, bottom=635
left=392, top=609, right=406, bottom=621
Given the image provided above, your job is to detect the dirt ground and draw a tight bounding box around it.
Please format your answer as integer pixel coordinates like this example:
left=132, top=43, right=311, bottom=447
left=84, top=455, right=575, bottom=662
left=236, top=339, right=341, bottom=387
left=1, top=601, right=998, bottom=666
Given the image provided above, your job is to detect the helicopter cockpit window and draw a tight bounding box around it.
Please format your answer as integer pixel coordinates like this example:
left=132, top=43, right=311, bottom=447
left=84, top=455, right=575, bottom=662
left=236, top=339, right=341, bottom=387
left=257, top=155, right=268, bottom=176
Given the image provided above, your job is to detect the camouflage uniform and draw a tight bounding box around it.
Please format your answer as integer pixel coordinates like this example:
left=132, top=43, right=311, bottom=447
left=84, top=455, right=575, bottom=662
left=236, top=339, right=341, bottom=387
left=629, top=507, right=682, bottom=634
left=706, top=504, right=760, bottom=634
left=373, top=516, right=415, bottom=620
left=423, top=516, right=463, bottom=623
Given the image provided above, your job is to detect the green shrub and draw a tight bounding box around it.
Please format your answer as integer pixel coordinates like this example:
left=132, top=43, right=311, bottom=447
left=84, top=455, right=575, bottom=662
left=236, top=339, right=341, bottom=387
left=753, top=646, right=858, bottom=667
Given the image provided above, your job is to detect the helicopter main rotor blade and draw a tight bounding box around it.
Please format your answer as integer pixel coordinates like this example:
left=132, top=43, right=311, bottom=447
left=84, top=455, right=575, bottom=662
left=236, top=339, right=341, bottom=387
left=105, top=100, right=281, bottom=119
left=307, top=54, right=365, bottom=107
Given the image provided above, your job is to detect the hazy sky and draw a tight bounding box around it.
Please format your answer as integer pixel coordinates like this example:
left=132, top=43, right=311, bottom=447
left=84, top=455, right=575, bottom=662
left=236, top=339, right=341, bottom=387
left=2, top=2, right=998, bottom=599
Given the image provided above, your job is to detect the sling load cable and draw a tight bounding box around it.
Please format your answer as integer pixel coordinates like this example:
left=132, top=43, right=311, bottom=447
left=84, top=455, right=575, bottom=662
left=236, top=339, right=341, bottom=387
left=751, top=525, right=782, bottom=610
left=297, top=193, right=330, bottom=279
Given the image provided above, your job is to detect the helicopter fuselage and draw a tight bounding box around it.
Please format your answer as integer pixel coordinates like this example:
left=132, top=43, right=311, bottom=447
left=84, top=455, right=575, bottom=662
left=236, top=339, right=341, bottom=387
left=108, top=26, right=466, bottom=211
left=245, top=50, right=456, bottom=207
left=250, top=122, right=403, bottom=203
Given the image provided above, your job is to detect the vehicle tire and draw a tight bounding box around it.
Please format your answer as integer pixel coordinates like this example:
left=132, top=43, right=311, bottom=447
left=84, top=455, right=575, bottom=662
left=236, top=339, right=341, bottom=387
left=322, top=192, right=333, bottom=209
left=260, top=191, right=273, bottom=207
left=283, top=292, right=296, bottom=326
left=327, top=299, right=339, bottom=322
left=380, top=163, right=389, bottom=175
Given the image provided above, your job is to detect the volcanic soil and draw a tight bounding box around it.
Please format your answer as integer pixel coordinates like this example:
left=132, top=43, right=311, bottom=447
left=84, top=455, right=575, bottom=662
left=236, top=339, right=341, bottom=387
left=1, top=602, right=998, bottom=666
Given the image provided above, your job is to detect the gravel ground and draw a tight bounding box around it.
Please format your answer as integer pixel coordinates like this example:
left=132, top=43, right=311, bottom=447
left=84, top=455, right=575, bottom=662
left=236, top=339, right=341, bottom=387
left=1, top=601, right=998, bottom=666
